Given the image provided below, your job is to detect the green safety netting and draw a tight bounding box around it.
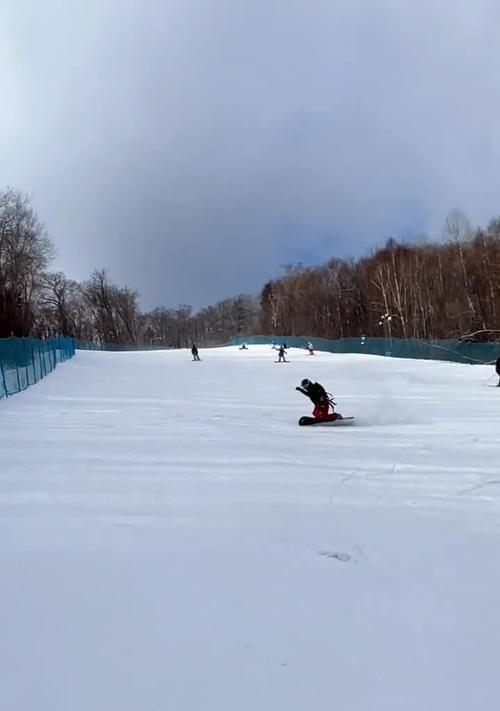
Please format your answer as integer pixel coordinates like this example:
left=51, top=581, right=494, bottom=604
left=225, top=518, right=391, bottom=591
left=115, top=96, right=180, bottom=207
left=0, top=335, right=75, bottom=399
left=231, top=335, right=500, bottom=365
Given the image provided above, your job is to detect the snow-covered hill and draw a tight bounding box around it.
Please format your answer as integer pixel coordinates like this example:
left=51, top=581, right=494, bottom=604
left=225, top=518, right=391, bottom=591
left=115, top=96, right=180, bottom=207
left=1, top=345, right=499, bottom=710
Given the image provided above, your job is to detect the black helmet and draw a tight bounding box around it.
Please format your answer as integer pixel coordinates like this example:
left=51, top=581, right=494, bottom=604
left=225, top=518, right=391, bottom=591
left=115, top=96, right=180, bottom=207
left=301, top=378, right=311, bottom=388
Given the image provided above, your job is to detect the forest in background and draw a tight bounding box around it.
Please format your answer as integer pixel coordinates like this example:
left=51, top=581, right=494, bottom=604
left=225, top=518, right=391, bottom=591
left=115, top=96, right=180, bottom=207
left=2, top=187, right=500, bottom=347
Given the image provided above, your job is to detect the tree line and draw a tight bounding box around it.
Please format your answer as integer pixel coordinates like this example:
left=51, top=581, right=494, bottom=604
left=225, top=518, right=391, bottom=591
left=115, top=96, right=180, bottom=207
left=0, top=188, right=258, bottom=346
left=2, top=187, right=500, bottom=346
left=259, top=209, right=500, bottom=342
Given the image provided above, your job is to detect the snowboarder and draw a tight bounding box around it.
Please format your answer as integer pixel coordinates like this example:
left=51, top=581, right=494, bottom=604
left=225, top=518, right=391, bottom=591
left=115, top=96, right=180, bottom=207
left=306, top=341, right=314, bottom=355
left=239, top=344, right=248, bottom=350
left=277, top=344, right=288, bottom=362
left=295, top=378, right=342, bottom=420
left=496, top=354, right=500, bottom=386
left=191, top=344, right=201, bottom=361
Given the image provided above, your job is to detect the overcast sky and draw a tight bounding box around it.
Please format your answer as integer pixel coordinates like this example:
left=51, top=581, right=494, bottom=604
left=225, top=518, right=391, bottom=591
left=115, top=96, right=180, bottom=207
left=1, top=0, right=500, bottom=308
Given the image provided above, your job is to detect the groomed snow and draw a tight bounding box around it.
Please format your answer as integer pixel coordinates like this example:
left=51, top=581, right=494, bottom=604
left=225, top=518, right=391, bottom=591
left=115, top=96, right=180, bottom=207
left=1, top=345, right=500, bottom=710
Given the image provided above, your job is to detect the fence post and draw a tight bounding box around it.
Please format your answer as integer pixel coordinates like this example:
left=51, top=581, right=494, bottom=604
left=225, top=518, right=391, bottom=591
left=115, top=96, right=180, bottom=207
left=38, top=341, right=45, bottom=378
left=0, top=360, right=8, bottom=398
left=16, top=362, right=22, bottom=393
left=47, top=341, right=51, bottom=374
left=22, top=338, right=30, bottom=387
left=44, top=342, right=48, bottom=375
left=31, top=342, right=36, bottom=383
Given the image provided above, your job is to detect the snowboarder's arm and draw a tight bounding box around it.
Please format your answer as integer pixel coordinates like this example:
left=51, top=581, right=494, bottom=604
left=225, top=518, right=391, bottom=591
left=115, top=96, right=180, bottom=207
left=295, top=386, right=308, bottom=396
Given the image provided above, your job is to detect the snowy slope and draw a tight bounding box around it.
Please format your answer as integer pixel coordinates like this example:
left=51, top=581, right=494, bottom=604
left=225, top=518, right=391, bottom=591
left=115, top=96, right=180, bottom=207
left=1, top=345, right=499, bottom=711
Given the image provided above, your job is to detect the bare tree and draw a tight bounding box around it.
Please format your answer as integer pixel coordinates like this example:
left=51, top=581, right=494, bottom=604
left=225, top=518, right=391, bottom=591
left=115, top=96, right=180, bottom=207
left=0, top=189, right=55, bottom=337
left=39, top=272, right=79, bottom=335
left=81, top=270, right=140, bottom=346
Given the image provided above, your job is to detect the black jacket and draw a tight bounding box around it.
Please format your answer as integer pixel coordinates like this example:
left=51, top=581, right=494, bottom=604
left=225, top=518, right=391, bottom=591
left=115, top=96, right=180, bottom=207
left=496, top=355, right=500, bottom=376
left=296, top=381, right=328, bottom=406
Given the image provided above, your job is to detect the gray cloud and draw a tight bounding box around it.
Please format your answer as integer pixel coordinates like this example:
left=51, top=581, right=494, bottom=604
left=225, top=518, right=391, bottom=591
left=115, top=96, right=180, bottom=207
left=1, top=0, right=500, bottom=308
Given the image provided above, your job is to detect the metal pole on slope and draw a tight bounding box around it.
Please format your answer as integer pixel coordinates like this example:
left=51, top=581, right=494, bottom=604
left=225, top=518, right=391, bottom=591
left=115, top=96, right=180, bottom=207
left=378, top=314, right=392, bottom=357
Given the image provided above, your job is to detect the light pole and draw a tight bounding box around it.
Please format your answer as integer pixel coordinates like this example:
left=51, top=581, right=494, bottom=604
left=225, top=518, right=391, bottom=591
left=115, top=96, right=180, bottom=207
left=378, top=313, right=393, bottom=356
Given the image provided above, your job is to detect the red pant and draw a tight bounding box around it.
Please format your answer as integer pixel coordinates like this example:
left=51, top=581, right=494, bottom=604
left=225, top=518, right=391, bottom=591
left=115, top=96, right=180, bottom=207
left=313, top=402, right=330, bottom=419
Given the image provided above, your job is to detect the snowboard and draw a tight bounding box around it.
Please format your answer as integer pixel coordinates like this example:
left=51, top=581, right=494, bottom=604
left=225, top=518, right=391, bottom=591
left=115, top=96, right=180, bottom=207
left=298, top=416, right=355, bottom=427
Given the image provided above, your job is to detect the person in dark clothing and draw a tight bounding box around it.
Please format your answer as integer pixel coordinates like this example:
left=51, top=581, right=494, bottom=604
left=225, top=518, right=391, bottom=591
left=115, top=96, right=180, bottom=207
left=496, top=355, right=500, bottom=386
left=277, top=345, right=287, bottom=362
left=191, top=344, right=201, bottom=361
left=295, top=378, right=341, bottom=420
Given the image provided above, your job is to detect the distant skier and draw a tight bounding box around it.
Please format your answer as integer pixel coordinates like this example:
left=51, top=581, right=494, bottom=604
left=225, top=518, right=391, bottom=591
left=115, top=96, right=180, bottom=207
left=191, top=344, right=201, bottom=361
left=239, top=343, right=248, bottom=350
left=496, top=354, right=500, bottom=386
left=295, top=378, right=342, bottom=420
left=306, top=341, right=314, bottom=355
left=277, top=344, right=288, bottom=363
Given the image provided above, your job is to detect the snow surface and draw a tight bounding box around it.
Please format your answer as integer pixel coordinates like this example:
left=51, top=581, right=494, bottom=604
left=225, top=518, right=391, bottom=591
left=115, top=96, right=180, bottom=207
left=1, top=345, right=500, bottom=710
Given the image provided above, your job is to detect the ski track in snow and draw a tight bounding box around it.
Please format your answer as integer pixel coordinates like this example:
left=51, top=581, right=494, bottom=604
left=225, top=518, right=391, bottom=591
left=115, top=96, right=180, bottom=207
left=1, top=346, right=500, bottom=711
